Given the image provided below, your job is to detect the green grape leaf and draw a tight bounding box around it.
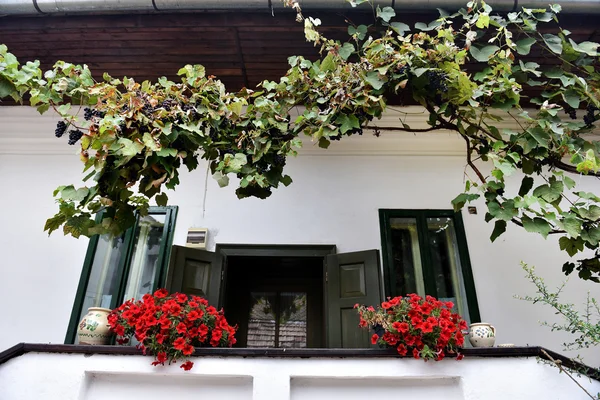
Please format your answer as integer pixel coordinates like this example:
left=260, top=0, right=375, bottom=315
left=490, top=220, right=507, bottom=242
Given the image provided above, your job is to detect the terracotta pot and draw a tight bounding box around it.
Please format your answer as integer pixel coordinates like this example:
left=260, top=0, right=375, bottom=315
left=77, top=307, right=113, bottom=345
left=468, top=322, right=496, bottom=348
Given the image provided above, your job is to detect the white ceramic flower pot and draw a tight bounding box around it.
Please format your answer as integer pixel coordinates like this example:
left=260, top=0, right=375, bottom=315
left=77, top=307, right=113, bottom=345
left=468, top=322, right=496, bottom=348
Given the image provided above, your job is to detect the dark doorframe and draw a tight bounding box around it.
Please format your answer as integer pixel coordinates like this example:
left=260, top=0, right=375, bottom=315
left=215, top=244, right=337, bottom=258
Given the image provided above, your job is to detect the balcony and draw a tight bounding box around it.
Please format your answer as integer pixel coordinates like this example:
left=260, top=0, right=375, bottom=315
left=1, top=344, right=598, bottom=399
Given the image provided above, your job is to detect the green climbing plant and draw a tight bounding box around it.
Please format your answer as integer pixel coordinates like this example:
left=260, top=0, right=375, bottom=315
left=517, top=263, right=599, bottom=399
left=1, top=0, right=600, bottom=281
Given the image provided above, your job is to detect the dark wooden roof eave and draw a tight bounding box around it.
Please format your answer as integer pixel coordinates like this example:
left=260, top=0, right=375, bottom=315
left=0, top=11, right=598, bottom=105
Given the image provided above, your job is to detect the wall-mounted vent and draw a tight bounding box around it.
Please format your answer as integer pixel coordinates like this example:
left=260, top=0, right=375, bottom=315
left=186, top=228, right=208, bottom=248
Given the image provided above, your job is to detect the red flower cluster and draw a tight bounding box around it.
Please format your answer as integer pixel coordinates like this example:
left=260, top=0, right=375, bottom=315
left=108, top=289, right=237, bottom=371
left=356, top=294, right=467, bottom=362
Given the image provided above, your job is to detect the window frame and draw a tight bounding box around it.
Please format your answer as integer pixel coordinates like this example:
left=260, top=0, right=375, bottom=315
left=64, top=206, right=178, bottom=344
left=378, top=209, right=480, bottom=322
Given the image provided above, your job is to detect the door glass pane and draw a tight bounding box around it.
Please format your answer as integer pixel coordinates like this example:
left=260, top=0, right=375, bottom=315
left=426, top=217, right=470, bottom=322
left=389, top=217, right=425, bottom=296
left=122, top=214, right=166, bottom=301
left=76, top=235, right=127, bottom=343
left=279, top=292, right=307, bottom=348
left=247, top=292, right=277, bottom=347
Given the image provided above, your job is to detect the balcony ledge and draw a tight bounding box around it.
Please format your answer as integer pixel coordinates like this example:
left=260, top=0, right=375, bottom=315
left=1, top=343, right=598, bottom=381
left=2, top=343, right=599, bottom=400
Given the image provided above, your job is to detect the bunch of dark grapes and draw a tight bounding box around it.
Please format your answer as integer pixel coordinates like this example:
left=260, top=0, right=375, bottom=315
left=426, top=70, right=449, bottom=93
left=209, top=130, right=219, bottom=141
left=67, top=129, right=84, bottom=145
left=273, top=154, right=286, bottom=167
left=161, top=99, right=177, bottom=111
left=355, top=108, right=373, bottom=123
left=584, top=104, right=598, bottom=126
left=182, top=104, right=200, bottom=120
left=83, top=108, right=106, bottom=121
left=142, top=104, right=156, bottom=116
left=563, top=105, right=577, bottom=120
left=397, top=65, right=408, bottom=76
left=330, top=134, right=342, bottom=141
left=55, top=121, right=68, bottom=138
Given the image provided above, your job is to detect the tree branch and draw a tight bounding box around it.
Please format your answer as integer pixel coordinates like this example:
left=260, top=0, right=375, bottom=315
left=366, top=124, right=447, bottom=133
left=552, top=160, right=600, bottom=178
left=539, top=349, right=598, bottom=400
left=462, top=134, right=486, bottom=184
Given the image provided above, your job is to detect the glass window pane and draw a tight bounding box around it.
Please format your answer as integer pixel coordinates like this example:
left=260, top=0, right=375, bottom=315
left=122, top=214, right=166, bottom=301
left=389, top=217, right=425, bottom=296
left=426, top=217, right=471, bottom=322
left=278, top=292, right=307, bottom=348
left=247, top=292, right=277, bottom=348
left=76, top=235, right=127, bottom=343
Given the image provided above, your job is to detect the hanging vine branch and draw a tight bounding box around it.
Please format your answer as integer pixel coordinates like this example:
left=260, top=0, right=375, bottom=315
left=1, top=0, right=599, bottom=281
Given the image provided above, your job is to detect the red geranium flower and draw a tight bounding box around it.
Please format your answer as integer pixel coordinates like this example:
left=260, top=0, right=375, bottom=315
left=397, top=344, right=407, bottom=356
left=206, top=306, right=218, bottom=316
left=113, top=325, right=125, bottom=336
left=142, top=293, right=155, bottom=304
left=180, top=361, right=194, bottom=371
left=156, top=351, right=167, bottom=363
left=173, top=337, right=187, bottom=351
left=187, top=310, right=201, bottom=321
left=176, top=293, right=188, bottom=304
left=176, top=322, right=187, bottom=334
left=183, top=344, right=194, bottom=356
left=154, top=288, right=168, bottom=299
left=159, top=317, right=171, bottom=330
left=371, top=334, right=379, bottom=345
left=396, top=322, right=409, bottom=334
left=382, top=332, right=398, bottom=346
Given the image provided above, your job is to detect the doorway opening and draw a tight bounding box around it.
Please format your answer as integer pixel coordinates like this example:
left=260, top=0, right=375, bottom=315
left=224, top=255, right=324, bottom=348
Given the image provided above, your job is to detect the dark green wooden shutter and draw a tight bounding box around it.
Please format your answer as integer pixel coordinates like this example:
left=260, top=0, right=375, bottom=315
left=166, top=245, right=222, bottom=308
left=325, top=249, right=382, bottom=348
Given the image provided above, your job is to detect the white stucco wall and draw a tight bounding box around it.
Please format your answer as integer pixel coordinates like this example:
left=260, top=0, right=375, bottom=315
left=0, top=352, right=598, bottom=400
left=1, top=107, right=599, bottom=365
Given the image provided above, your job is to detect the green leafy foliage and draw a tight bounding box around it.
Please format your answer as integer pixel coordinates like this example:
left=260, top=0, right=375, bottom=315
left=1, top=0, right=600, bottom=281
left=517, top=264, right=600, bottom=376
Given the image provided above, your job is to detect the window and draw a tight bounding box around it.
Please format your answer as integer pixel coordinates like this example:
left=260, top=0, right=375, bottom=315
left=246, top=291, right=308, bottom=348
left=379, top=209, right=480, bottom=323
left=65, top=206, right=178, bottom=344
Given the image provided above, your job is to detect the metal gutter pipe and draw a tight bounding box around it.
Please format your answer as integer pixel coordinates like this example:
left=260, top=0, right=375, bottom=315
left=0, top=0, right=599, bottom=15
